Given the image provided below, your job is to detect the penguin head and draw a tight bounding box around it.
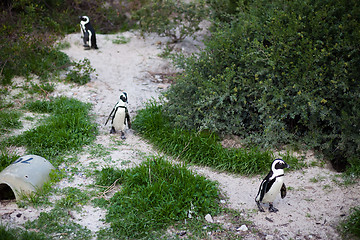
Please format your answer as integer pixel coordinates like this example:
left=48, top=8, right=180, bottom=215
left=119, top=92, right=128, bottom=103
left=79, top=16, right=90, bottom=24
left=271, top=158, right=290, bottom=172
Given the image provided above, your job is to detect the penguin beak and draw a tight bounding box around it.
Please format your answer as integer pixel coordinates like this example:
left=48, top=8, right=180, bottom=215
left=286, top=163, right=290, bottom=168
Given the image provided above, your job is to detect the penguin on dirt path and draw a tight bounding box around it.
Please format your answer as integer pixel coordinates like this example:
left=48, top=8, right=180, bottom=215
left=105, top=92, right=131, bottom=139
left=255, top=159, right=290, bottom=212
left=79, top=15, right=98, bottom=50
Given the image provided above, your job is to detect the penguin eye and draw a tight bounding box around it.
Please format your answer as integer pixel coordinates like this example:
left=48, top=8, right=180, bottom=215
left=274, top=161, right=286, bottom=169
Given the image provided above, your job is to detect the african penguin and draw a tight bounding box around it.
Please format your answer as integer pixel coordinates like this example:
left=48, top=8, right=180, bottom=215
left=79, top=16, right=98, bottom=50
left=255, top=159, right=290, bottom=212
left=105, top=92, right=131, bottom=139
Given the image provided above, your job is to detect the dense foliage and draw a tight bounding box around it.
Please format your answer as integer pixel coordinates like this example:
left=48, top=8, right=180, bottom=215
left=340, top=207, right=360, bottom=239
left=133, top=0, right=208, bottom=43
left=165, top=0, right=360, bottom=172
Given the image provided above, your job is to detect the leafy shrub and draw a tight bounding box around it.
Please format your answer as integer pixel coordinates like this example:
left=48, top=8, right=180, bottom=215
left=27, top=82, right=55, bottom=95
left=96, top=157, right=221, bottom=239
left=165, top=0, right=360, bottom=172
left=134, top=0, right=208, bottom=43
left=0, top=36, right=71, bottom=85
left=340, top=207, right=360, bottom=239
left=65, top=58, right=96, bottom=85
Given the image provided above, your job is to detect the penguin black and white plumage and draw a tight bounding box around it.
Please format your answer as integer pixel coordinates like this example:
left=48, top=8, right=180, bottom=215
left=105, top=92, right=131, bottom=139
left=79, top=16, right=98, bottom=50
left=255, top=159, right=290, bottom=212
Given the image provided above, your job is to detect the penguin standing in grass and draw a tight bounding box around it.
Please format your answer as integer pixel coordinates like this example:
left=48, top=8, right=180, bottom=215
left=79, top=16, right=98, bottom=50
left=105, top=92, right=131, bottom=139
left=255, top=159, right=290, bottom=212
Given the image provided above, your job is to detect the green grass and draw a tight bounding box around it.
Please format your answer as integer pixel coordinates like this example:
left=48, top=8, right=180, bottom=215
left=0, top=148, right=19, bottom=172
left=1, top=97, right=97, bottom=167
left=132, top=101, right=305, bottom=175
left=0, top=110, right=22, bottom=134
left=112, top=35, right=130, bottom=44
left=0, top=225, right=46, bottom=240
left=95, top=157, right=221, bottom=239
left=340, top=207, right=360, bottom=239
left=25, top=206, right=92, bottom=240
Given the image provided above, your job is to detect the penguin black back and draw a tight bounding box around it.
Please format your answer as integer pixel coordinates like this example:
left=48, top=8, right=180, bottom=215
left=255, top=159, right=290, bottom=212
left=79, top=16, right=98, bottom=49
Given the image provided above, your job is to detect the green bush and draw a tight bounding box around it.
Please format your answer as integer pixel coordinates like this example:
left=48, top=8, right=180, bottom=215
left=165, top=0, right=360, bottom=172
left=134, top=0, right=208, bottom=43
left=96, top=157, right=221, bottom=239
left=65, top=58, right=96, bottom=85
left=340, top=207, right=360, bottom=239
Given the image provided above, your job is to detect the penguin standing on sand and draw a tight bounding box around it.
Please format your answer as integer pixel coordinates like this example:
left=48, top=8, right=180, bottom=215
left=105, top=92, right=131, bottom=139
left=255, top=159, right=290, bottom=212
left=79, top=16, right=98, bottom=50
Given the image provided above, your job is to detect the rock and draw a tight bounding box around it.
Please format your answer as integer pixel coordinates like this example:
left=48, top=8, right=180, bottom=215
left=237, top=225, right=248, bottom=232
left=205, top=214, right=214, bottom=223
left=265, top=235, right=274, bottom=240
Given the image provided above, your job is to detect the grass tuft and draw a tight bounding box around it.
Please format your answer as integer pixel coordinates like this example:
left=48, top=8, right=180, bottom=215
left=25, top=207, right=92, bottom=240
left=0, top=225, right=46, bottom=240
left=132, top=101, right=283, bottom=175
left=95, top=157, right=221, bottom=239
left=1, top=97, right=97, bottom=168
left=0, top=110, right=22, bottom=134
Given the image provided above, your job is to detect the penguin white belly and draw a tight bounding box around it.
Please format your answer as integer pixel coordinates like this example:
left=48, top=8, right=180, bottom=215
left=262, top=177, right=284, bottom=203
left=113, top=108, right=126, bottom=131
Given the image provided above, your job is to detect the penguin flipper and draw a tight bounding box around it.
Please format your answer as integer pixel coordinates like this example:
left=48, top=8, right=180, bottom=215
left=125, top=110, right=131, bottom=129
left=105, top=107, right=116, bottom=125
left=280, top=183, right=286, bottom=199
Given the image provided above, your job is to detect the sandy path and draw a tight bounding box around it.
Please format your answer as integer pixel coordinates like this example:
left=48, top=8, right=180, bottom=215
left=1, top=31, right=359, bottom=240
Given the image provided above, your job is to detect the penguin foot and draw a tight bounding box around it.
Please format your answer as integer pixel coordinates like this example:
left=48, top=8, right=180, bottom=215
left=256, top=201, right=265, bottom=212
left=110, top=127, right=116, bottom=134
left=269, top=203, right=278, bottom=213
left=121, top=132, right=126, bottom=140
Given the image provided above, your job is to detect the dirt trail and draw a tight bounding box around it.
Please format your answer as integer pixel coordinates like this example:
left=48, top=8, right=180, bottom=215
left=1, top=31, right=359, bottom=240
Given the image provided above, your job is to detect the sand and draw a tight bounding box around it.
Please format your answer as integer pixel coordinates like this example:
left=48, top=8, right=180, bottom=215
left=1, top=30, right=359, bottom=240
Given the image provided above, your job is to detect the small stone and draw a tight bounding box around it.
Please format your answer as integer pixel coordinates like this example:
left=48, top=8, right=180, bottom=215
left=177, top=231, right=186, bottom=236
left=265, top=235, right=274, bottom=240
left=205, top=214, right=214, bottom=223
left=237, top=224, right=248, bottom=232
left=16, top=213, right=22, bottom=218
left=220, top=200, right=226, bottom=204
